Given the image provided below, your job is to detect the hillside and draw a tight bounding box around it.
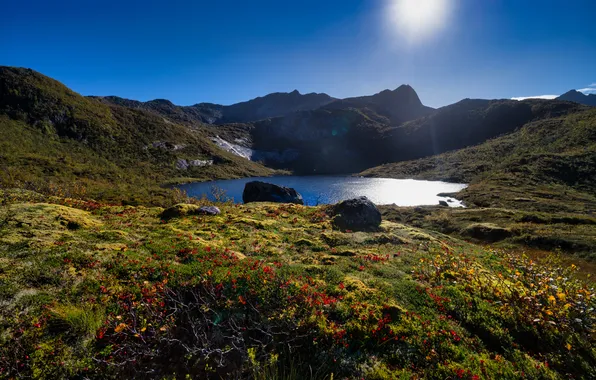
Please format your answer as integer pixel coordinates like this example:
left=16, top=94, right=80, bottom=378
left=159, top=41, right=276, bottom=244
left=0, top=67, right=276, bottom=204
left=557, top=90, right=596, bottom=106
left=362, top=108, right=596, bottom=257
left=377, top=98, right=587, bottom=163
left=361, top=108, right=596, bottom=196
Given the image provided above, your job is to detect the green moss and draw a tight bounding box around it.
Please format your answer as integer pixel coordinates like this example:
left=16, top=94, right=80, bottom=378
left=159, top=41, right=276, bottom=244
left=0, top=191, right=594, bottom=379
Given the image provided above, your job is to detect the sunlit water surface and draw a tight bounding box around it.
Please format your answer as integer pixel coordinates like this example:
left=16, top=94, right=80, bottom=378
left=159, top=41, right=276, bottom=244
left=176, top=176, right=467, bottom=207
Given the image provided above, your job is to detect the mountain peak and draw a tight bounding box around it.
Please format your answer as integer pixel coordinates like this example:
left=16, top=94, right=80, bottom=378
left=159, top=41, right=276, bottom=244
left=370, top=84, right=424, bottom=110
left=557, top=89, right=596, bottom=106
left=289, top=89, right=301, bottom=95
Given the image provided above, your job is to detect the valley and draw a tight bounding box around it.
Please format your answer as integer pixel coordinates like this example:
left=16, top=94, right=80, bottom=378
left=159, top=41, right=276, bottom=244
left=1, top=66, right=595, bottom=379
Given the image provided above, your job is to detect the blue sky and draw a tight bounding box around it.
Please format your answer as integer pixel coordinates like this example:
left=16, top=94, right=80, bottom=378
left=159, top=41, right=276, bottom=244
left=1, top=0, right=595, bottom=108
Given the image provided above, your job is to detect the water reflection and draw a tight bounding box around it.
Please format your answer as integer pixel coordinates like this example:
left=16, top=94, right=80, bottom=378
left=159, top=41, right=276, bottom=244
left=176, top=176, right=468, bottom=207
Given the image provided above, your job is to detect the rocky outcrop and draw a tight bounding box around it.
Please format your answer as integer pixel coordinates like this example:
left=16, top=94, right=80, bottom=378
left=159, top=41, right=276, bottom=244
left=197, top=206, right=221, bottom=215
left=242, top=181, right=304, bottom=204
left=176, top=159, right=214, bottom=170
left=152, top=141, right=186, bottom=151
left=160, top=204, right=221, bottom=220
left=330, top=196, right=382, bottom=232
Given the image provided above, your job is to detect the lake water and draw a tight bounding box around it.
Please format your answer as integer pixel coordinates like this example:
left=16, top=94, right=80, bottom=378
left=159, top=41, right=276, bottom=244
left=176, top=176, right=468, bottom=207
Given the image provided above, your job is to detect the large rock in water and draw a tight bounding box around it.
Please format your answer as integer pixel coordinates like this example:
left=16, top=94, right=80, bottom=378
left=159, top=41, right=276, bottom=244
left=330, top=196, right=382, bottom=232
left=242, top=181, right=304, bottom=204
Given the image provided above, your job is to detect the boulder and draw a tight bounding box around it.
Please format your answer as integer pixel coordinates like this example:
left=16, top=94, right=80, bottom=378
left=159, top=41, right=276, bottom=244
left=242, top=181, right=304, bottom=204
left=161, top=204, right=221, bottom=220
left=438, top=200, right=449, bottom=207
left=330, top=196, right=382, bottom=232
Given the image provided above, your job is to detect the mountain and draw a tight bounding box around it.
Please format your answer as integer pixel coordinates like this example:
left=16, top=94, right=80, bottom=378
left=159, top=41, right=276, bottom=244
left=96, top=90, right=335, bottom=126
left=222, top=89, right=335, bottom=123
left=557, top=90, right=596, bottom=106
left=244, top=85, right=434, bottom=174
left=244, top=96, right=584, bottom=174
left=0, top=66, right=275, bottom=204
left=96, top=85, right=435, bottom=174
left=323, top=84, right=433, bottom=124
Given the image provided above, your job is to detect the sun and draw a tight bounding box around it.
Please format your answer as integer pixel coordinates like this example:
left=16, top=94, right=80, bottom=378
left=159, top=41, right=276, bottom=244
left=386, top=0, right=453, bottom=43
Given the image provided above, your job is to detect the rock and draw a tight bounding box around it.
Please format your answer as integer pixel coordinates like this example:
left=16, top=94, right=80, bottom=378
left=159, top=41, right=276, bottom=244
left=153, top=141, right=186, bottom=151
left=189, top=159, right=213, bottom=167
left=197, top=205, right=221, bottom=215
left=161, top=204, right=221, bottom=220
left=176, top=159, right=189, bottom=170
left=438, top=200, right=449, bottom=207
left=242, top=181, right=304, bottom=204
left=437, top=192, right=458, bottom=197
left=462, top=223, right=512, bottom=242
left=447, top=199, right=454, bottom=203
left=330, top=196, right=382, bottom=232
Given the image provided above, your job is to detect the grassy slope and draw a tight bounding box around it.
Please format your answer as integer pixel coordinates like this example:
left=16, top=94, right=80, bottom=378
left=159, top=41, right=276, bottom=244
left=1, top=191, right=594, bottom=379
left=362, top=109, right=596, bottom=187
left=361, top=109, right=596, bottom=259
left=0, top=67, right=275, bottom=205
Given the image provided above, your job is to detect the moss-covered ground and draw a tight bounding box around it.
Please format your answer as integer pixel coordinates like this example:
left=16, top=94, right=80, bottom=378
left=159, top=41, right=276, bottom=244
left=1, top=189, right=594, bottom=379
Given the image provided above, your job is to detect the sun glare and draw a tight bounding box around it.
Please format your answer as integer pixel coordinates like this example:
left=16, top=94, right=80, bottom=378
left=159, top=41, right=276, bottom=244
left=386, top=0, right=453, bottom=43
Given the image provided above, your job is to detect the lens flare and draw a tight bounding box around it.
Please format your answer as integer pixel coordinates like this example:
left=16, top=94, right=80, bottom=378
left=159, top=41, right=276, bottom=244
left=386, top=0, right=454, bottom=44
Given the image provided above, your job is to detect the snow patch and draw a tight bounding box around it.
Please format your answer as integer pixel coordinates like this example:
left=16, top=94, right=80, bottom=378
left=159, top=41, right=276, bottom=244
left=212, top=135, right=254, bottom=160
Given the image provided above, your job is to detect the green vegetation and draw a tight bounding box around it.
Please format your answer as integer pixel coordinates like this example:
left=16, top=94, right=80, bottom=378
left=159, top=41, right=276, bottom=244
left=1, top=66, right=595, bottom=378
left=0, top=67, right=277, bottom=205
left=1, top=190, right=594, bottom=379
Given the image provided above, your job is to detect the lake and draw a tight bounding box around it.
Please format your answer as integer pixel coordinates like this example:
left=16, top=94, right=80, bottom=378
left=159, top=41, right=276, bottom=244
left=176, top=176, right=468, bottom=207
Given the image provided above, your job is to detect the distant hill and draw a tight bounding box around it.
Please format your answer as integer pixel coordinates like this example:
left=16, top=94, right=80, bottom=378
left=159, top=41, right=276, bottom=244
left=96, top=90, right=335, bottom=125
left=93, top=96, right=224, bottom=125
left=557, top=90, right=596, bottom=106
left=222, top=90, right=335, bottom=123
left=0, top=66, right=275, bottom=204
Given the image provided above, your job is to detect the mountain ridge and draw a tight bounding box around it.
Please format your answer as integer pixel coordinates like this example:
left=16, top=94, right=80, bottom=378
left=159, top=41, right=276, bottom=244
left=94, top=84, right=436, bottom=126
left=557, top=89, right=596, bottom=106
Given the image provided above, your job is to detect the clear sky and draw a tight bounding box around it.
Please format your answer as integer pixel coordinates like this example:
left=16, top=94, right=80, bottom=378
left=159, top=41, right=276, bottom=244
left=2, top=0, right=595, bottom=108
